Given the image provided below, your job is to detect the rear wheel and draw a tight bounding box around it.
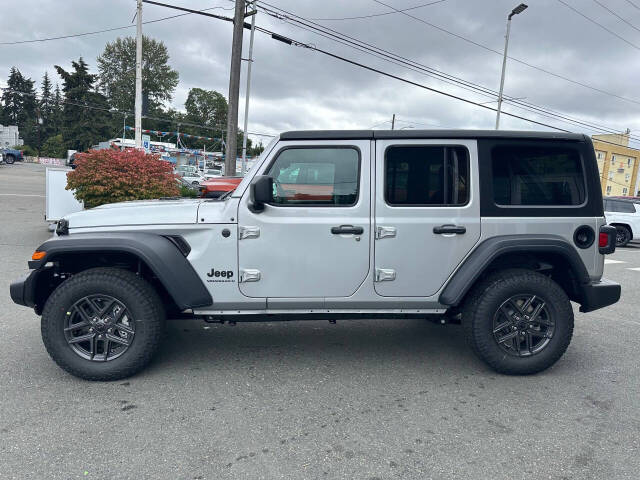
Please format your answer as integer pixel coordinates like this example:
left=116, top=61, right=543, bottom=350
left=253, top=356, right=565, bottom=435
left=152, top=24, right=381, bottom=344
left=41, top=268, right=165, bottom=380
left=462, top=269, right=573, bottom=375
left=4, top=154, right=15, bottom=165
left=614, top=225, right=631, bottom=247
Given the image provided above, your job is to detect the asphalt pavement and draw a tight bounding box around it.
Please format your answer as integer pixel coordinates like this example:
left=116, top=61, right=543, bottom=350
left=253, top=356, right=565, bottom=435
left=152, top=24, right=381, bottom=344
left=1, top=162, right=639, bottom=480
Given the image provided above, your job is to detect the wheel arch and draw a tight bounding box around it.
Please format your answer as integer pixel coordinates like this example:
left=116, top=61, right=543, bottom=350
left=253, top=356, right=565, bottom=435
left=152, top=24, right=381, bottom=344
left=28, top=232, right=212, bottom=314
left=440, top=235, right=591, bottom=308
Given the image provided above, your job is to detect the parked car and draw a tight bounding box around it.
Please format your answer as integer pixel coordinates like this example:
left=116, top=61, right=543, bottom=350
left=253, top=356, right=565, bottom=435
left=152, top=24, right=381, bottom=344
left=203, top=167, right=224, bottom=180
left=199, top=176, right=243, bottom=198
left=604, top=197, right=640, bottom=247
left=10, top=130, right=620, bottom=380
left=176, top=176, right=201, bottom=193
left=0, top=148, right=23, bottom=164
left=176, top=170, right=205, bottom=185
left=174, top=165, right=196, bottom=176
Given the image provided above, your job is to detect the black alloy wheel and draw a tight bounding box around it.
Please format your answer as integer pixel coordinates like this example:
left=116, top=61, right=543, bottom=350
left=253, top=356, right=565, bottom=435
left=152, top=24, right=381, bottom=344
left=64, top=294, right=135, bottom=362
left=492, top=294, right=554, bottom=357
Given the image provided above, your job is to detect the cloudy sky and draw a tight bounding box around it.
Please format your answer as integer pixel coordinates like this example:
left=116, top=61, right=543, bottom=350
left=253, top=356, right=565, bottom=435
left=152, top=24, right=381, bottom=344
left=1, top=0, right=639, bottom=147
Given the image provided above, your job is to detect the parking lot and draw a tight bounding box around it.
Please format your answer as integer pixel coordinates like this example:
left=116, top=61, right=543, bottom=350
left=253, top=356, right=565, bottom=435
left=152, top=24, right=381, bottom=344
left=1, top=162, right=639, bottom=480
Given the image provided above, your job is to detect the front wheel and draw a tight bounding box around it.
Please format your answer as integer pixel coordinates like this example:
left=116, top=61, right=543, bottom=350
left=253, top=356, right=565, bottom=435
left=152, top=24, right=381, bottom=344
left=41, top=268, right=165, bottom=380
left=462, top=269, right=574, bottom=375
left=4, top=154, right=15, bottom=164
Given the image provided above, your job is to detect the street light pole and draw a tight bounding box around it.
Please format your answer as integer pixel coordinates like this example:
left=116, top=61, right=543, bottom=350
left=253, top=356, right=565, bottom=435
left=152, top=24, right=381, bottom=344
left=495, top=3, right=528, bottom=130
left=241, top=2, right=257, bottom=175
left=134, top=0, right=143, bottom=147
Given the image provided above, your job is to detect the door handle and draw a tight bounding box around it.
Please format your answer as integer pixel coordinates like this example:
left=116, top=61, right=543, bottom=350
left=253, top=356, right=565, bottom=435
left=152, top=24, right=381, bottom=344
left=331, top=225, right=364, bottom=235
left=433, top=224, right=466, bottom=235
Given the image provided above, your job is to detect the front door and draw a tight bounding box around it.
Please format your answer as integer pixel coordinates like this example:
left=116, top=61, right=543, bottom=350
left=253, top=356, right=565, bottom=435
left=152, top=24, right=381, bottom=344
left=238, top=140, right=371, bottom=299
left=373, top=139, right=481, bottom=297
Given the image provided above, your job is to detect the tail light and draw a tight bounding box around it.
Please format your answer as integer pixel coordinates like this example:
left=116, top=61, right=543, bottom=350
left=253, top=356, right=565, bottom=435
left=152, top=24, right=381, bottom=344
left=599, top=225, right=616, bottom=255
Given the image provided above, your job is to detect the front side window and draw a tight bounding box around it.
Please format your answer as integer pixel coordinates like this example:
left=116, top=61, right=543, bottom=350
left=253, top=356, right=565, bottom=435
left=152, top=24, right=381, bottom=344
left=385, top=145, right=469, bottom=206
left=492, top=145, right=586, bottom=206
left=266, top=147, right=359, bottom=206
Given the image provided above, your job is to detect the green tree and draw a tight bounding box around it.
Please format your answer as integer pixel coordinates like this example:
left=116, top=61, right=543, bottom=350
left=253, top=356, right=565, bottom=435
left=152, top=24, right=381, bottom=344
left=181, top=87, right=228, bottom=149
left=40, top=134, right=66, bottom=158
left=55, top=58, right=112, bottom=151
left=51, top=83, right=63, bottom=135
left=39, top=72, right=55, bottom=143
left=1, top=67, right=37, bottom=145
left=97, top=35, right=179, bottom=114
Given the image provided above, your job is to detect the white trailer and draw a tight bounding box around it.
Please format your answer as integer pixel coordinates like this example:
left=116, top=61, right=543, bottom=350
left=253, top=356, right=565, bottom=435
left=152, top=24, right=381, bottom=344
left=45, top=167, right=83, bottom=226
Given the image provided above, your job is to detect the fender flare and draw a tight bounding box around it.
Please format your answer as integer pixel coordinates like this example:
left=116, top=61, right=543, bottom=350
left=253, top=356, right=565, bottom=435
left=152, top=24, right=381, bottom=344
left=439, top=235, right=590, bottom=307
left=29, top=232, right=212, bottom=310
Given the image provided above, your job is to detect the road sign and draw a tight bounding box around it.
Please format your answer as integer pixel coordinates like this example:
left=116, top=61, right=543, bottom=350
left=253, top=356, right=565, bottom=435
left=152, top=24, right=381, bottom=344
left=142, top=134, right=151, bottom=153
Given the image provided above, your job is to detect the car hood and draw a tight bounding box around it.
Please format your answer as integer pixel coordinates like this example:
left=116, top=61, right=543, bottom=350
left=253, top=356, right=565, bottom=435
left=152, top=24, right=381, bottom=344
left=65, top=198, right=204, bottom=229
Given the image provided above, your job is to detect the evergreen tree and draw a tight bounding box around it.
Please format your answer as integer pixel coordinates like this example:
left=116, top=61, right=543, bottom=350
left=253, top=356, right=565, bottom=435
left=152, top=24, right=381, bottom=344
left=0, top=67, right=37, bottom=146
left=39, top=72, right=55, bottom=145
left=52, top=84, right=63, bottom=135
left=55, top=58, right=112, bottom=151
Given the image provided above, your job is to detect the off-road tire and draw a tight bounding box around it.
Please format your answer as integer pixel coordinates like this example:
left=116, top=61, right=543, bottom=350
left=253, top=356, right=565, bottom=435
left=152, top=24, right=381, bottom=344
left=41, top=268, right=165, bottom=381
left=462, top=268, right=574, bottom=375
left=614, top=225, right=631, bottom=248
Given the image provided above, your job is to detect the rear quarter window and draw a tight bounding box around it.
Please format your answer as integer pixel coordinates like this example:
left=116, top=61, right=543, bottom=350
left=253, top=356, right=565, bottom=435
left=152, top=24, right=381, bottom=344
left=492, top=145, right=586, bottom=206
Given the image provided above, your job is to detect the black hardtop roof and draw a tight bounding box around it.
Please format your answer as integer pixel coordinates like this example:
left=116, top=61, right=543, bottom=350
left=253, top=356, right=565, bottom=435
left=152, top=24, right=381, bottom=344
left=279, top=129, right=587, bottom=142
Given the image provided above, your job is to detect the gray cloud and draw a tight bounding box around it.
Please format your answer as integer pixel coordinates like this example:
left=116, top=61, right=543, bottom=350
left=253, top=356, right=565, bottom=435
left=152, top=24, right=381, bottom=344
left=1, top=0, right=639, bottom=145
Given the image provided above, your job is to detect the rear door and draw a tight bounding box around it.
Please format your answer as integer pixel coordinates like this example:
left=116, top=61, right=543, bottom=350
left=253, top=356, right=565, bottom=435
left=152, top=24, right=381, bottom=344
left=373, top=139, right=481, bottom=297
left=237, top=140, right=371, bottom=298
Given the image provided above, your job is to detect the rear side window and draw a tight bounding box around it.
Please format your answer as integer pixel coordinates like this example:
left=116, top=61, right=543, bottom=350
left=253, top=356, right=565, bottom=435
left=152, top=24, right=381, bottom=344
left=605, top=200, right=636, bottom=213
left=492, top=146, right=585, bottom=206
left=267, top=147, right=359, bottom=206
left=385, top=145, right=469, bottom=206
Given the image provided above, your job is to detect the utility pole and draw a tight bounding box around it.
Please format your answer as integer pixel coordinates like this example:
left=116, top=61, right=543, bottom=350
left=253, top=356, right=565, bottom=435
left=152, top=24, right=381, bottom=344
left=241, top=1, right=257, bottom=176
left=391, top=113, right=396, bottom=130
left=495, top=3, right=528, bottom=130
left=226, top=0, right=246, bottom=177
left=134, top=0, right=143, bottom=148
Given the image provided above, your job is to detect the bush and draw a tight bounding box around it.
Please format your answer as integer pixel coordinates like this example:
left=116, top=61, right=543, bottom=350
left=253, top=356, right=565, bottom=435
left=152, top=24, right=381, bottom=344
left=40, top=134, right=66, bottom=158
left=66, top=149, right=179, bottom=208
left=179, top=184, right=198, bottom=198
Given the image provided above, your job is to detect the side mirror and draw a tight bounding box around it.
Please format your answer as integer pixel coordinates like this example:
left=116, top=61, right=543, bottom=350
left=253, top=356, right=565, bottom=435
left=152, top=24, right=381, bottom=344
left=249, top=175, right=273, bottom=213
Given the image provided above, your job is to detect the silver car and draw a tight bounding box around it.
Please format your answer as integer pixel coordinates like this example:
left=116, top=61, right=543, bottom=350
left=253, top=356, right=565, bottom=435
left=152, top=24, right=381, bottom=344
left=10, top=130, right=620, bottom=379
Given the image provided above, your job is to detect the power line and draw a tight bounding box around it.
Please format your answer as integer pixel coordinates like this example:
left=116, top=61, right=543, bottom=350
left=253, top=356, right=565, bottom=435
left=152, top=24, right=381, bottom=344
left=626, top=0, right=640, bottom=11
left=592, top=0, right=640, bottom=33
left=555, top=0, right=640, bottom=50
left=364, top=0, right=640, bottom=106
left=308, top=0, right=446, bottom=21
left=256, top=2, right=640, bottom=143
left=0, top=86, right=273, bottom=137
left=0, top=4, right=234, bottom=45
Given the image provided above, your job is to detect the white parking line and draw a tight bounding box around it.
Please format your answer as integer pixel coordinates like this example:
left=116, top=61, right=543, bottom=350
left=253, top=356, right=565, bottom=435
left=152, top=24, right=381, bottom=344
left=0, top=193, right=45, bottom=197
left=626, top=267, right=640, bottom=272
left=605, top=259, right=627, bottom=264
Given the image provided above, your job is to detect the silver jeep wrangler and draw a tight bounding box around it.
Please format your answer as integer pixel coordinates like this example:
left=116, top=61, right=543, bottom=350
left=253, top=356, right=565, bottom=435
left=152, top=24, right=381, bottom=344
left=10, top=130, right=621, bottom=380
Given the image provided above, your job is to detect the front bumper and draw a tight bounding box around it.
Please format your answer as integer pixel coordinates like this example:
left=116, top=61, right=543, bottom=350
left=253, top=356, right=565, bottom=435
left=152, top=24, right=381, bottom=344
left=10, top=271, right=38, bottom=309
left=579, top=278, right=621, bottom=313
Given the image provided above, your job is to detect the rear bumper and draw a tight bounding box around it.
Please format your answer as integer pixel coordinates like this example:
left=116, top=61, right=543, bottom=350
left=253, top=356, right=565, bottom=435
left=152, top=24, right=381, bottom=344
left=579, top=278, right=621, bottom=313
left=10, top=271, right=38, bottom=308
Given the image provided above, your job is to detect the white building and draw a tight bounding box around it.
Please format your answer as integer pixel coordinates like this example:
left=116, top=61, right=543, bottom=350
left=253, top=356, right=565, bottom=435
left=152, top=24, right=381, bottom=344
left=0, top=124, right=23, bottom=147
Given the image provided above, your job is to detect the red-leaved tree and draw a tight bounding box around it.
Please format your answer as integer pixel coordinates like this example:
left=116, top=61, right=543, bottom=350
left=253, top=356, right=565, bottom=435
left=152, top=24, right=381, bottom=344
left=66, top=149, right=179, bottom=208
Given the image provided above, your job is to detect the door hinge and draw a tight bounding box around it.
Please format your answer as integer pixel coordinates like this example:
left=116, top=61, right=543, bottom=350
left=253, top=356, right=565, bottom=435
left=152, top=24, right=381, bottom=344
left=239, top=226, right=260, bottom=240
left=239, top=269, right=261, bottom=283
left=376, top=226, right=397, bottom=239
left=375, top=268, right=396, bottom=282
